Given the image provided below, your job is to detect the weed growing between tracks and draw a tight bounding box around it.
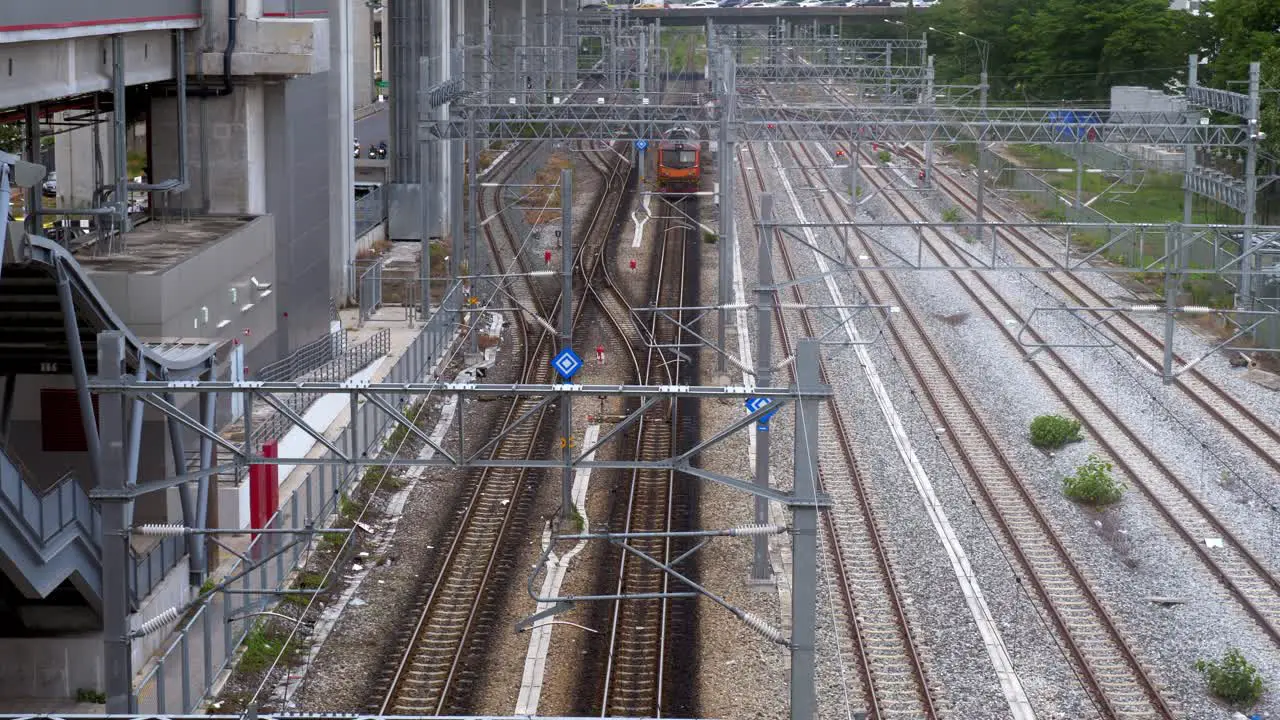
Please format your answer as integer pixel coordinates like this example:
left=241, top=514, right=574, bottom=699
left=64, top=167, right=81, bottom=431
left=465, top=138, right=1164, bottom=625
left=1030, top=414, right=1083, bottom=450
left=1196, top=648, right=1266, bottom=708
left=1063, top=455, right=1125, bottom=507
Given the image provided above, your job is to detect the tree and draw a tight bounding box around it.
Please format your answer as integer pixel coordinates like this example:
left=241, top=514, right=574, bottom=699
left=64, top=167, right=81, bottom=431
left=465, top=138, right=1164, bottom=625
left=0, top=123, right=21, bottom=155
left=1200, top=0, right=1280, bottom=158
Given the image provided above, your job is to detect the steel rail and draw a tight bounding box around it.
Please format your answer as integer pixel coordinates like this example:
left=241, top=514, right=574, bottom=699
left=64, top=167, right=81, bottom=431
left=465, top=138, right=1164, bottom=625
left=768, top=132, right=1176, bottom=717
left=738, top=137, right=939, bottom=720
left=852, top=144, right=1280, bottom=649
left=897, top=143, right=1280, bottom=481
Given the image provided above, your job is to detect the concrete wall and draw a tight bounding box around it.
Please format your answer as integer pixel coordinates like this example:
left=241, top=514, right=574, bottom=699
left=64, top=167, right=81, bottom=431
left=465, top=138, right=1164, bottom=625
left=264, top=72, right=335, bottom=358
left=0, top=554, right=190, bottom=700
left=85, top=216, right=278, bottom=347
left=150, top=84, right=268, bottom=215
left=0, top=30, right=183, bottom=110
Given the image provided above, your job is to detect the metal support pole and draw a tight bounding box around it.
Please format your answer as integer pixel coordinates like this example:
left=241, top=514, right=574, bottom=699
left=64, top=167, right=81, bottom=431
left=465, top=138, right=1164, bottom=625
left=482, top=0, right=493, bottom=102
left=520, top=0, right=528, bottom=101
left=468, top=112, right=481, bottom=354
left=111, top=35, right=129, bottom=237
left=717, top=48, right=736, bottom=375
left=24, top=102, right=40, bottom=237
left=1240, top=61, right=1260, bottom=310
left=752, top=193, right=774, bottom=583
left=541, top=0, right=549, bottom=97
left=98, top=332, right=134, bottom=713
left=974, top=70, right=988, bottom=246
left=450, top=51, right=464, bottom=291
left=1163, top=224, right=1181, bottom=383
left=56, top=263, right=103, bottom=483
left=790, top=338, right=820, bottom=720
left=559, top=169, right=574, bottom=524
left=924, top=56, right=934, bottom=187
left=1184, top=54, right=1198, bottom=229
left=193, top=383, right=214, bottom=583
left=1074, top=143, right=1084, bottom=220
left=163, top=395, right=199, bottom=581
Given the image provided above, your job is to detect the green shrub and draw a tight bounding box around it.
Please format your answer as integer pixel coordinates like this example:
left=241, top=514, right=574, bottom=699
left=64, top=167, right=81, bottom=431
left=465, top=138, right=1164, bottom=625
left=75, top=688, right=106, bottom=704
left=1063, top=454, right=1123, bottom=506
left=703, top=231, right=718, bottom=244
left=877, top=149, right=891, bottom=164
left=1030, top=414, right=1082, bottom=449
left=1196, top=648, right=1265, bottom=707
left=941, top=207, right=962, bottom=223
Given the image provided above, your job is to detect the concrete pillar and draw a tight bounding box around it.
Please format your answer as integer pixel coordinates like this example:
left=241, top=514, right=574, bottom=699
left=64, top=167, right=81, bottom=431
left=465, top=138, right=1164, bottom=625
left=331, top=0, right=355, bottom=299
left=150, top=83, right=267, bottom=215
left=351, top=0, right=375, bottom=108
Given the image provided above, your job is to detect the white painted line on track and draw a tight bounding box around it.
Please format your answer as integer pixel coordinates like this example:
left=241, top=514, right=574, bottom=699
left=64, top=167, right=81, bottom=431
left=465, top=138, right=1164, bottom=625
left=765, top=141, right=1036, bottom=720
left=514, top=423, right=600, bottom=716
left=630, top=193, right=652, bottom=249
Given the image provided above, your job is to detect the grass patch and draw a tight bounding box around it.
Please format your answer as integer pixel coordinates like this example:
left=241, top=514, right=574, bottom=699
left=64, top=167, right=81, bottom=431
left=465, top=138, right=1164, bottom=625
left=1196, top=648, right=1265, bottom=707
left=569, top=505, right=586, bottom=533
left=703, top=231, right=718, bottom=244
left=1063, top=454, right=1124, bottom=507
left=877, top=149, right=892, bottom=164
left=1003, top=145, right=1242, bottom=225
left=1030, top=414, right=1082, bottom=449
left=236, top=624, right=295, bottom=674
left=283, top=571, right=325, bottom=606
left=941, top=206, right=962, bottom=223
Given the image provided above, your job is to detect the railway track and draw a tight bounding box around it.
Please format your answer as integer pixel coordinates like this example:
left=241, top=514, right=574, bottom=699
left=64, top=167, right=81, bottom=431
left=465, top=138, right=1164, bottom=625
left=898, top=143, right=1280, bottom=482
left=583, top=55, right=700, bottom=718
left=375, top=119, right=637, bottom=714
left=736, top=131, right=941, bottom=719
left=757, top=133, right=1178, bottom=717
left=598, top=203, right=688, bottom=718
left=842, top=142, right=1280, bottom=649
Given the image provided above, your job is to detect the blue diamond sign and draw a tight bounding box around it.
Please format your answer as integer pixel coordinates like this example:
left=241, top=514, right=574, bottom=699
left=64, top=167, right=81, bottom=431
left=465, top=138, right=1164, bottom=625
left=745, top=396, right=776, bottom=430
left=552, top=347, right=584, bottom=381
left=635, top=139, right=648, bottom=151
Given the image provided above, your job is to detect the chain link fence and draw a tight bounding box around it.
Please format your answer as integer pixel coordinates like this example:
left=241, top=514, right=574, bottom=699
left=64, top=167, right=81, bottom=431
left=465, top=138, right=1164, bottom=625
left=354, top=185, right=387, bottom=238
left=133, top=311, right=459, bottom=714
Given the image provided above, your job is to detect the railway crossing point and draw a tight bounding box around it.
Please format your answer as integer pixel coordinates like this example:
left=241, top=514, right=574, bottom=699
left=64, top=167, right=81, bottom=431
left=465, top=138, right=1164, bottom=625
left=745, top=396, right=776, bottom=431
left=552, top=347, right=583, bottom=381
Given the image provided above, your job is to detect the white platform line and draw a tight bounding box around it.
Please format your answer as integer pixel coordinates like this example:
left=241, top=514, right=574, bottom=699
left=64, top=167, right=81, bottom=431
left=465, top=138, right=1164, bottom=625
left=766, top=141, right=1035, bottom=720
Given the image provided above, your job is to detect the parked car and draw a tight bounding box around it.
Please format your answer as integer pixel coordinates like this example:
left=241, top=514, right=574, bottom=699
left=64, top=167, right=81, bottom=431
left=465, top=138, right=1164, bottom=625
left=41, top=171, right=56, bottom=198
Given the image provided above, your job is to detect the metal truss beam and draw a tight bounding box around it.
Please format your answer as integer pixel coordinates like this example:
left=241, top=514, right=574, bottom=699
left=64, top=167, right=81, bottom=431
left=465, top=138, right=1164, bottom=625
left=93, top=380, right=800, bottom=399
left=734, top=64, right=927, bottom=81
left=713, top=35, right=927, bottom=52
left=764, top=220, right=1280, bottom=276
left=441, top=102, right=1251, bottom=145
left=1185, top=165, right=1249, bottom=214
left=1187, top=85, right=1251, bottom=118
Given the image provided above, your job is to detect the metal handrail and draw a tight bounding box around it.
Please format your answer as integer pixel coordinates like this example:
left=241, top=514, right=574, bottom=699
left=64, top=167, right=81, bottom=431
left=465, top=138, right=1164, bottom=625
left=248, top=327, right=392, bottom=449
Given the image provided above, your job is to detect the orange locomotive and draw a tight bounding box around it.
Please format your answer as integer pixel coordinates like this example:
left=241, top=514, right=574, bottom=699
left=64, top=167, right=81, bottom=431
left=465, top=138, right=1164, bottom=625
left=655, top=127, right=701, bottom=195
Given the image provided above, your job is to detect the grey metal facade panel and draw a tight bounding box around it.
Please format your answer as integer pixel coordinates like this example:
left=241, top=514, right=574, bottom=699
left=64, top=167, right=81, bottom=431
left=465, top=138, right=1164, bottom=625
left=264, top=71, right=333, bottom=360
left=0, top=0, right=200, bottom=30
left=262, top=0, right=329, bottom=16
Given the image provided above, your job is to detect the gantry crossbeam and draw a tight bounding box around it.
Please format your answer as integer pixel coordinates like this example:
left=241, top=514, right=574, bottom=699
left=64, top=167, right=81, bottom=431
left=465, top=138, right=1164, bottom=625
left=440, top=100, right=1249, bottom=145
